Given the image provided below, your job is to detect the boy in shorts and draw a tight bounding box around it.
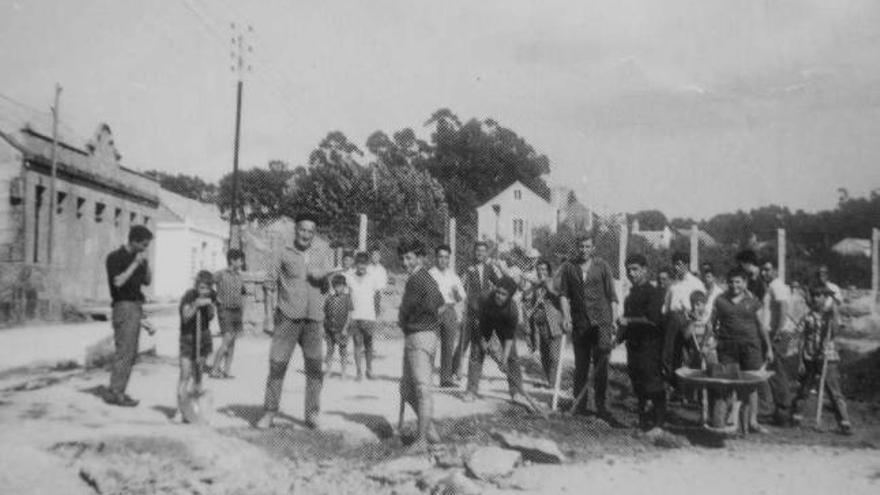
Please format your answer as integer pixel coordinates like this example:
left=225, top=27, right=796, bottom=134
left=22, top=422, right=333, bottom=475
left=211, top=249, right=246, bottom=378
left=178, top=270, right=216, bottom=416
left=323, top=274, right=352, bottom=378
left=710, top=267, right=773, bottom=433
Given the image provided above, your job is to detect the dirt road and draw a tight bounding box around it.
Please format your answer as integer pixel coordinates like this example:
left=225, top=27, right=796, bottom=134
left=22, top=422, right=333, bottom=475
left=1, top=315, right=878, bottom=494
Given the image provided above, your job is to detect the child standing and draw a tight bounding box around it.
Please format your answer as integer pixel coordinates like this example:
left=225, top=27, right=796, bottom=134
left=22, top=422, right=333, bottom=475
left=323, top=274, right=352, bottom=378
left=178, top=270, right=216, bottom=417
left=211, top=249, right=247, bottom=379
left=791, top=285, right=853, bottom=434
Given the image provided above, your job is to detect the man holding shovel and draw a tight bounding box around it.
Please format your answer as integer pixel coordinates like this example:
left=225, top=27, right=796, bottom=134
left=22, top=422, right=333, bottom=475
left=461, top=276, right=532, bottom=409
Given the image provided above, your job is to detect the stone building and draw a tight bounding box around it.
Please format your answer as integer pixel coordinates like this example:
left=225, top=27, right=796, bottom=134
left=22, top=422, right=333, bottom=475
left=0, top=98, right=159, bottom=323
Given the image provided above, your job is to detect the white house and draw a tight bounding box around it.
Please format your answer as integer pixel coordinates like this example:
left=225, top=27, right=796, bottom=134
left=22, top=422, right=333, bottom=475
left=476, top=180, right=560, bottom=251
left=153, top=188, right=228, bottom=300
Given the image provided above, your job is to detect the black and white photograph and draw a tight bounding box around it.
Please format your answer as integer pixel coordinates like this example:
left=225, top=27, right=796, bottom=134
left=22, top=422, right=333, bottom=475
left=1, top=1, right=879, bottom=493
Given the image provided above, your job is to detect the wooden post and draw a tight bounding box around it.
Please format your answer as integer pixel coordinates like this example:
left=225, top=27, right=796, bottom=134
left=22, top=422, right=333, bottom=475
left=689, top=224, right=699, bottom=273
left=47, top=84, right=61, bottom=264
left=618, top=222, right=628, bottom=280
left=872, top=228, right=879, bottom=316
left=778, top=228, right=787, bottom=284
left=358, top=213, right=367, bottom=252
left=449, top=217, right=457, bottom=272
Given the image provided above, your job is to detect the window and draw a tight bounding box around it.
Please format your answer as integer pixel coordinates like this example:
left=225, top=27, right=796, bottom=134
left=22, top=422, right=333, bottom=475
left=94, top=202, right=106, bottom=223
left=34, top=185, right=45, bottom=263
left=130, top=212, right=137, bottom=225
left=114, top=208, right=122, bottom=227
left=56, top=192, right=67, bottom=215
left=76, top=198, right=86, bottom=219
left=514, top=189, right=522, bottom=200
left=513, top=218, right=524, bottom=238
left=143, top=215, right=150, bottom=227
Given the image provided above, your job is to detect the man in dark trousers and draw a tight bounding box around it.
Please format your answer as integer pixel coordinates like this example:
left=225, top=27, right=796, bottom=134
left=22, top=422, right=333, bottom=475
left=397, top=239, right=445, bottom=451
left=257, top=213, right=338, bottom=430
left=558, top=234, right=619, bottom=419
left=618, top=254, right=667, bottom=430
left=104, top=225, right=153, bottom=407
left=452, top=241, right=502, bottom=381
left=462, top=276, right=525, bottom=403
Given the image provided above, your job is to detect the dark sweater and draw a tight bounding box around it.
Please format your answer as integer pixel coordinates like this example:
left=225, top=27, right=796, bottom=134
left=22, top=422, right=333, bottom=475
left=398, top=267, right=444, bottom=335
left=479, top=293, right=519, bottom=342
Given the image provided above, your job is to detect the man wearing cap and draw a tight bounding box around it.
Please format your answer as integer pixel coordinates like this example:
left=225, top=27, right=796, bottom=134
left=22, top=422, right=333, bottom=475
left=257, top=213, right=338, bottom=430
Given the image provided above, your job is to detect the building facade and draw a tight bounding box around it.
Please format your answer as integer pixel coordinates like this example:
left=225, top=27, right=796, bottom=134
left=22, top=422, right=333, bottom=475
left=476, top=180, right=558, bottom=251
left=0, top=100, right=159, bottom=323
left=153, top=189, right=227, bottom=301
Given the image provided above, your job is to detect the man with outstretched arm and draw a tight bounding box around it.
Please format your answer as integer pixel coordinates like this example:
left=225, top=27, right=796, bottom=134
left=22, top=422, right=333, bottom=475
left=257, top=214, right=337, bottom=430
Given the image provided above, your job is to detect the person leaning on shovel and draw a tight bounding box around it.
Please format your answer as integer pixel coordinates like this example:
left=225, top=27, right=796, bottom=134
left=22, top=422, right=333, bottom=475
left=177, top=270, right=216, bottom=422
left=461, top=276, right=526, bottom=404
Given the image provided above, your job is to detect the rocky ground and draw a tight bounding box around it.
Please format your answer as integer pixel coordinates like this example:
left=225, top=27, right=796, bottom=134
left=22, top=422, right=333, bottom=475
left=1, top=307, right=879, bottom=494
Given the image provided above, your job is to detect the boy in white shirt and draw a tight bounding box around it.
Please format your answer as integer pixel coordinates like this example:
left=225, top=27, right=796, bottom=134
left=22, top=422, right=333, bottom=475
left=348, top=252, right=383, bottom=380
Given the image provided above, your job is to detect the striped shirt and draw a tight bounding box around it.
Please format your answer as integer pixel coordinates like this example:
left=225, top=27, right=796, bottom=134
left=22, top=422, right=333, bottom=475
left=214, top=268, right=245, bottom=309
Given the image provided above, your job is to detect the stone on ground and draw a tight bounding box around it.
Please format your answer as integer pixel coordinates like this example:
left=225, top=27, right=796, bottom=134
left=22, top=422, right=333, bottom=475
left=421, top=469, right=482, bottom=495
left=465, top=446, right=521, bottom=480
left=494, top=430, right=566, bottom=464
left=368, top=455, right=434, bottom=484
left=645, top=427, right=691, bottom=449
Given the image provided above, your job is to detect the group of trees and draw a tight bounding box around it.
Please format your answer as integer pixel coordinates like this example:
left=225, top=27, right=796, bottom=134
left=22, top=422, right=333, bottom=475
left=149, top=108, right=877, bottom=286
left=150, top=109, right=553, bottom=264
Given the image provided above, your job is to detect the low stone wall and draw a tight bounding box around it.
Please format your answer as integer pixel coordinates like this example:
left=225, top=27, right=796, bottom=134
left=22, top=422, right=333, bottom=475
left=0, top=262, right=62, bottom=325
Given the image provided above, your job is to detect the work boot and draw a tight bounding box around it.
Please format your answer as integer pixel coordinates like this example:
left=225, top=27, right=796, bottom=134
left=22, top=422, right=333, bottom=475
left=839, top=421, right=853, bottom=436
left=255, top=411, right=276, bottom=429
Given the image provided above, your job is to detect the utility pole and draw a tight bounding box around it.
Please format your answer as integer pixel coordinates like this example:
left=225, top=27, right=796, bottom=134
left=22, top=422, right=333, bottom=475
left=47, top=84, right=62, bottom=264
left=228, top=22, right=252, bottom=250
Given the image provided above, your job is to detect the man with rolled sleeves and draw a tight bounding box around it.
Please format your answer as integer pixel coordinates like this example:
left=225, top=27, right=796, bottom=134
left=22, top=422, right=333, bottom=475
left=558, top=234, right=619, bottom=419
left=104, top=225, right=153, bottom=407
left=257, top=214, right=338, bottom=429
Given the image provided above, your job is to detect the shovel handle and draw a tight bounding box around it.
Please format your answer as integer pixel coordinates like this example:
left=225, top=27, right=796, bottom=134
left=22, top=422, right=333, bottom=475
left=551, top=333, right=567, bottom=411
left=487, top=348, right=548, bottom=419
left=815, top=354, right=829, bottom=426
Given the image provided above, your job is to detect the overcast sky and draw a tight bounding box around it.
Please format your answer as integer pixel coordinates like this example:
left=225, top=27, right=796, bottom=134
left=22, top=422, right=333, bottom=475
left=2, top=0, right=879, bottom=219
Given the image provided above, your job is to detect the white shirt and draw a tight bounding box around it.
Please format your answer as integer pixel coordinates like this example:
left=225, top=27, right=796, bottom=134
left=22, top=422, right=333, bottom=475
left=664, top=272, right=706, bottom=314
left=825, top=281, right=843, bottom=305
left=367, top=263, right=388, bottom=289
left=429, top=266, right=466, bottom=305
left=348, top=270, right=381, bottom=321
left=764, top=277, right=793, bottom=332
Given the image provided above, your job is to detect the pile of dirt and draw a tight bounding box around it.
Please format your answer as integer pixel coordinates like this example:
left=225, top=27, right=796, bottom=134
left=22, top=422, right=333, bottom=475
left=51, top=432, right=296, bottom=495
left=842, top=347, right=880, bottom=403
